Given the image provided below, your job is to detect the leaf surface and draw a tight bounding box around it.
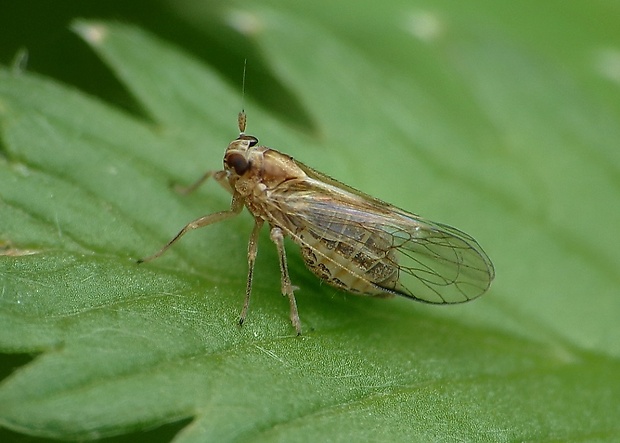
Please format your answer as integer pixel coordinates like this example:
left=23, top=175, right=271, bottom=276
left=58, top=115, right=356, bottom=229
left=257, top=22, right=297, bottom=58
left=1, top=3, right=619, bottom=441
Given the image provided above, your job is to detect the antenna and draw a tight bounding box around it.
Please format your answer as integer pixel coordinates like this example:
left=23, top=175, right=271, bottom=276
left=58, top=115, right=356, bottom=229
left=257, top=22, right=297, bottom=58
left=238, top=59, right=247, bottom=135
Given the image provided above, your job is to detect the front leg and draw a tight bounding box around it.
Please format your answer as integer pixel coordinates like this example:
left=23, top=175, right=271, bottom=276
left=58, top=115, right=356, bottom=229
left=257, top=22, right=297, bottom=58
left=239, top=218, right=264, bottom=327
left=138, top=192, right=244, bottom=263
left=269, top=226, right=302, bottom=335
left=174, top=170, right=231, bottom=195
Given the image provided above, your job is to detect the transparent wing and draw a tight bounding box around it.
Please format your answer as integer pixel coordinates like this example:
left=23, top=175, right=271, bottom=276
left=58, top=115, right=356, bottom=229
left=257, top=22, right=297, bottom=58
left=381, top=210, right=495, bottom=303
left=264, top=170, right=495, bottom=304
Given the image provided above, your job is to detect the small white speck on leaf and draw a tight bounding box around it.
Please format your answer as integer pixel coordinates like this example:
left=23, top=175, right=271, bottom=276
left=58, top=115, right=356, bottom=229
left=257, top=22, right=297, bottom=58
left=403, top=10, right=443, bottom=42
left=594, top=47, right=620, bottom=84
left=225, top=9, right=264, bottom=36
left=75, top=23, right=108, bottom=45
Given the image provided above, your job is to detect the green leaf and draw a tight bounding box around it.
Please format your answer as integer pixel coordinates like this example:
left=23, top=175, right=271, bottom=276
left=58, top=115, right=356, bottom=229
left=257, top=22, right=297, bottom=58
left=1, top=1, right=620, bottom=441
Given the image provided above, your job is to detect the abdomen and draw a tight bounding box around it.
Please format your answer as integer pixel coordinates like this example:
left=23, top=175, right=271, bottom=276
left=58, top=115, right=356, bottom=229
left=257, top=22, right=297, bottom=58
left=296, top=227, right=399, bottom=296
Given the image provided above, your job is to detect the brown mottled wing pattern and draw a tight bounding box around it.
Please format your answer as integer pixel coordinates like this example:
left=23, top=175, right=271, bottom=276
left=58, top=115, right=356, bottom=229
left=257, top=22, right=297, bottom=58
left=262, top=163, right=495, bottom=304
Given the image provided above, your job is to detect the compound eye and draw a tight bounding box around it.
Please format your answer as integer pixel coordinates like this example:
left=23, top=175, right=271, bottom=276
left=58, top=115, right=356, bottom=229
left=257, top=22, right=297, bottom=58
left=226, top=153, right=250, bottom=175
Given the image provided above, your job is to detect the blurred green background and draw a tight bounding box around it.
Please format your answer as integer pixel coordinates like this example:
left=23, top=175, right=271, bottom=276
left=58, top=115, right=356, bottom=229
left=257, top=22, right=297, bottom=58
left=0, top=0, right=315, bottom=132
left=1, top=0, right=620, bottom=442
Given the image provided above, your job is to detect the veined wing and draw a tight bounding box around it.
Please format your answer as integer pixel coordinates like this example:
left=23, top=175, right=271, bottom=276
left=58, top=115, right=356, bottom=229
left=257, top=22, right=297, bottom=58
left=263, top=163, right=495, bottom=304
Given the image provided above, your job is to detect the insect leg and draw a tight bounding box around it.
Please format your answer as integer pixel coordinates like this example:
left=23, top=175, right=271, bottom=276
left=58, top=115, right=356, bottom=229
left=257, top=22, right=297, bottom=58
left=269, top=226, right=302, bottom=335
left=239, top=218, right=264, bottom=327
left=174, top=170, right=213, bottom=195
left=174, top=170, right=228, bottom=195
left=138, top=192, right=245, bottom=263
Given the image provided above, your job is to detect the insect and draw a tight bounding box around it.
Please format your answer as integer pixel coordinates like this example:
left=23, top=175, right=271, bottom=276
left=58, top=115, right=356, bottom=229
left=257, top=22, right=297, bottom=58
left=139, top=111, right=495, bottom=335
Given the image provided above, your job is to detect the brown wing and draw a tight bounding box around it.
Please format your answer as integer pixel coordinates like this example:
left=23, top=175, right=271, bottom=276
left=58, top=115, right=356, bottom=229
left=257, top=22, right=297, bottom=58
left=262, top=163, right=495, bottom=304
